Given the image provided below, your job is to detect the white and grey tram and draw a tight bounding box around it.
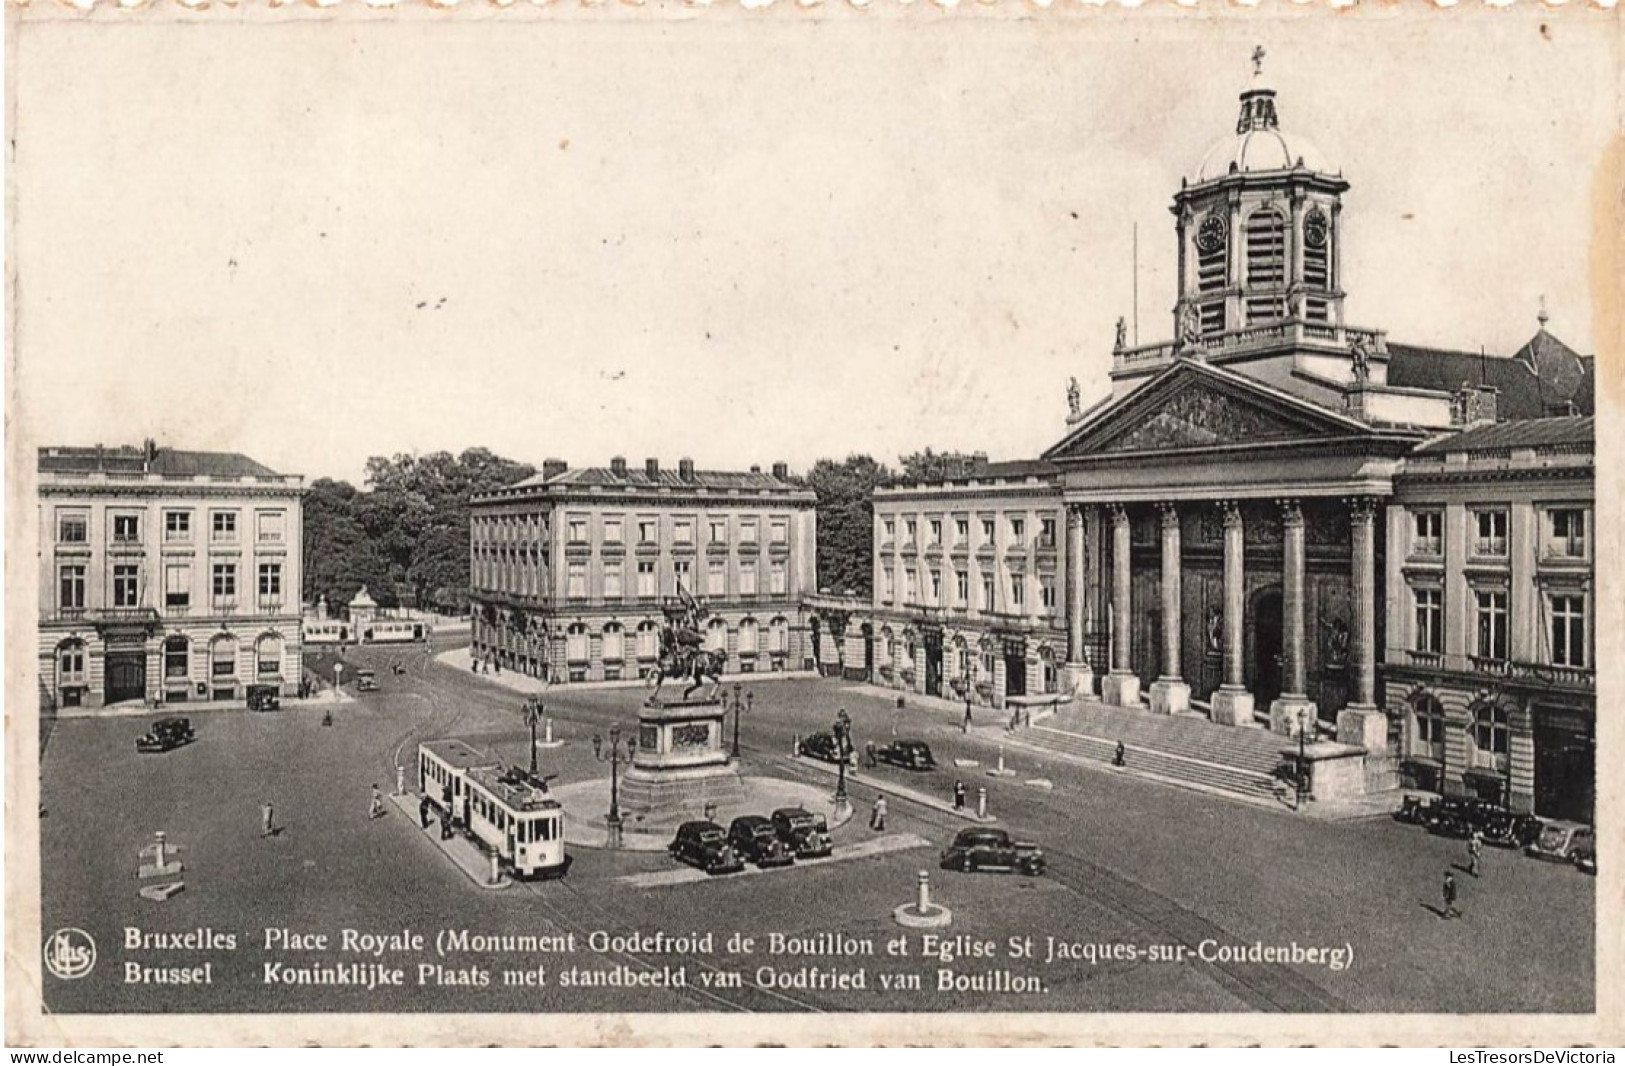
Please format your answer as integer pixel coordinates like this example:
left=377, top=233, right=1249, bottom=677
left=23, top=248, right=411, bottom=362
left=417, top=739, right=567, bottom=880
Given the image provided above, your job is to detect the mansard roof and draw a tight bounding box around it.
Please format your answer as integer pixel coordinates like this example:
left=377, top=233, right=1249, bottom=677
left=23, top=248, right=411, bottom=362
left=1412, top=416, right=1594, bottom=457
left=1386, top=331, right=1593, bottom=419
left=38, top=445, right=283, bottom=478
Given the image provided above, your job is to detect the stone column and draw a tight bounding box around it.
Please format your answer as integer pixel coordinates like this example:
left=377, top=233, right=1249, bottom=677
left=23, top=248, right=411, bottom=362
left=1337, top=496, right=1386, bottom=751
left=1209, top=500, right=1256, bottom=727
left=1101, top=504, right=1141, bottom=707
left=1270, top=498, right=1318, bottom=736
left=1149, top=503, right=1190, bottom=714
left=1062, top=504, right=1093, bottom=697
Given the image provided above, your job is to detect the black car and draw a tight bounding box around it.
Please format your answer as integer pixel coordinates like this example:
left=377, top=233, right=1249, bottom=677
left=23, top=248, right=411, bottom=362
left=940, top=827, right=1044, bottom=876
left=798, top=732, right=856, bottom=766
left=727, top=816, right=796, bottom=868
left=247, top=685, right=281, bottom=712
left=771, top=807, right=834, bottom=859
left=136, top=716, right=196, bottom=754
left=875, top=739, right=936, bottom=771
left=668, top=820, right=745, bottom=875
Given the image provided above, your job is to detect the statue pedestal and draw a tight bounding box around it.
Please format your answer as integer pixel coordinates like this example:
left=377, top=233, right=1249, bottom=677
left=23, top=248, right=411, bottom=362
left=620, top=700, right=743, bottom=828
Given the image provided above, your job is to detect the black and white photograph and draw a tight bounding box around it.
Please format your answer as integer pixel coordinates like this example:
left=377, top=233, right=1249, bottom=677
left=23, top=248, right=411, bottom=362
left=5, top=3, right=1617, bottom=1047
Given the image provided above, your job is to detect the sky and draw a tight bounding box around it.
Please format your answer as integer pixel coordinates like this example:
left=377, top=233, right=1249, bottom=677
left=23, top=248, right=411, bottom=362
left=10, top=8, right=1618, bottom=485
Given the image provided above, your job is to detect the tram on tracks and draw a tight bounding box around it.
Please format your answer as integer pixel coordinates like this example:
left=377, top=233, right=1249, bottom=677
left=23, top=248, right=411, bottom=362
left=418, top=739, right=568, bottom=880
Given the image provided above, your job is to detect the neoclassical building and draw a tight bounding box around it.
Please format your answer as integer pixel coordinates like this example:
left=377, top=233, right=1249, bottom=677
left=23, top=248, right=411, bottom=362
left=38, top=442, right=306, bottom=709
left=469, top=457, right=817, bottom=683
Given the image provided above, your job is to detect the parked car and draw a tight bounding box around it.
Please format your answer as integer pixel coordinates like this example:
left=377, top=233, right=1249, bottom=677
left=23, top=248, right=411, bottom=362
left=247, top=685, right=282, bottom=712
left=798, top=731, right=856, bottom=766
left=875, top=739, right=937, bottom=772
left=1574, top=834, right=1597, bottom=875
left=940, top=827, right=1045, bottom=876
left=727, top=816, right=796, bottom=868
left=1478, top=808, right=1543, bottom=850
left=1394, top=794, right=1441, bottom=827
left=668, top=820, right=745, bottom=875
left=356, top=669, right=379, bottom=692
left=1526, top=821, right=1594, bottom=865
left=772, top=807, right=834, bottom=859
left=135, top=717, right=195, bottom=754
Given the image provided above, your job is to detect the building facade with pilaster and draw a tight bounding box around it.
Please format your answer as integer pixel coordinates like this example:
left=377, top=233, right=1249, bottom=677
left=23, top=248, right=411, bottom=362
left=468, top=457, right=817, bottom=683
left=38, top=443, right=306, bottom=710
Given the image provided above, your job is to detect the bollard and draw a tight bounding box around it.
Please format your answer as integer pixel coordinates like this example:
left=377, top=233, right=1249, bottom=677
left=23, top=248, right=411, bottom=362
left=917, top=870, right=931, bottom=913
left=395, top=765, right=405, bottom=796
left=996, top=746, right=1006, bottom=775
left=791, top=733, right=800, bottom=758
left=544, top=718, right=554, bottom=745
left=153, top=831, right=167, bottom=870
left=489, top=850, right=501, bottom=886
left=977, top=787, right=988, bottom=820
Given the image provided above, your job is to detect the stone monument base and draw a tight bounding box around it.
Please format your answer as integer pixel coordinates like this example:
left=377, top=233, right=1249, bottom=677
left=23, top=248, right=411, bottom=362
left=1337, top=705, right=1388, bottom=753
left=618, top=762, right=745, bottom=829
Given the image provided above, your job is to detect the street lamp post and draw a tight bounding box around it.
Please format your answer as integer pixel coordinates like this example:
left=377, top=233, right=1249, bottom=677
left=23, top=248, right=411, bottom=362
left=1296, top=712, right=1309, bottom=810
left=592, top=725, right=636, bottom=849
left=833, top=710, right=852, bottom=816
left=524, top=697, right=543, bottom=777
left=730, top=683, right=744, bottom=760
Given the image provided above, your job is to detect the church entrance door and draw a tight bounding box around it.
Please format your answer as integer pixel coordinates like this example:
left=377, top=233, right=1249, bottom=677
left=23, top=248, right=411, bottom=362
left=1251, top=588, right=1283, bottom=710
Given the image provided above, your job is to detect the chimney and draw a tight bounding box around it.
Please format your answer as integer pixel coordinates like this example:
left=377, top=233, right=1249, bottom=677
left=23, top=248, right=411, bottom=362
left=645, top=458, right=660, bottom=480
left=678, top=457, right=695, bottom=482
left=771, top=461, right=789, bottom=481
left=143, top=438, right=159, bottom=470
left=610, top=456, right=627, bottom=477
left=750, top=464, right=762, bottom=474
left=970, top=451, right=989, bottom=473
left=542, top=458, right=568, bottom=481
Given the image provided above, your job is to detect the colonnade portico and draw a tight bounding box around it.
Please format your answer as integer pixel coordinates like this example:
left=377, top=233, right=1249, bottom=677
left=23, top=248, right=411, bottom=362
left=1062, top=494, right=1385, bottom=742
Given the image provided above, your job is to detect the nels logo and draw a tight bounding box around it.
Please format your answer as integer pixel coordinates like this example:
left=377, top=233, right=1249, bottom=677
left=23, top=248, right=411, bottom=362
left=43, top=929, right=96, bottom=980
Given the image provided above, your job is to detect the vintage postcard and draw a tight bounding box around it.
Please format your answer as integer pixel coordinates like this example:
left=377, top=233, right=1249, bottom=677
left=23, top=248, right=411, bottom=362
left=5, top=0, right=1620, bottom=1048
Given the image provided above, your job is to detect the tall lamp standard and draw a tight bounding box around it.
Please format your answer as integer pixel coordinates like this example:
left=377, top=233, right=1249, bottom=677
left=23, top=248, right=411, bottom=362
left=1295, top=711, right=1309, bottom=810
left=730, top=685, right=753, bottom=761
left=523, top=696, right=544, bottom=776
left=592, top=725, right=637, bottom=849
left=832, top=710, right=852, bottom=818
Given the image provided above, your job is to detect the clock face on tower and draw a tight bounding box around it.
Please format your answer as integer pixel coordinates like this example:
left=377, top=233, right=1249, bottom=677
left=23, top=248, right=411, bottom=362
left=1196, top=214, right=1228, bottom=255
left=1304, top=209, right=1329, bottom=250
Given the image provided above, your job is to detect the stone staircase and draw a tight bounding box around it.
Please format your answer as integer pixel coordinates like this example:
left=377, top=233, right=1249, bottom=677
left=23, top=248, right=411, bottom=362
left=1014, top=700, right=1292, bottom=804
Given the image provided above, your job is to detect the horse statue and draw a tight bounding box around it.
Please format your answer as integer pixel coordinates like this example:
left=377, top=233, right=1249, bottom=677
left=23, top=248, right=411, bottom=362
left=650, top=640, right=727, bottom=704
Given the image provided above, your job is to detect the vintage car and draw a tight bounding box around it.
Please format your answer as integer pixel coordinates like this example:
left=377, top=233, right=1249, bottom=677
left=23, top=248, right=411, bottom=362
left=771, top=807, right=834, bottom=859
left=875, top=739, right=937, bottom=772
left=355, top=669, right=379, bottom=692
left=668, top=820, right=745, bottom=875
left=940, top=827, right=1045, bottom=876
left=1573, top=834, right=1597, bottom=875
left=247, top=684, right=282, bottom=712
left=798, top=731, right=857, bottom=766
left=135, top=716, right=196, bottom=754
left=1526, top=821, right=1594, bottom=866
left=727, top=815, right=796, bottom=868
left=1477, top=808, right=1544, bottom=850
left=1394, top=794, right=1442, bottom=827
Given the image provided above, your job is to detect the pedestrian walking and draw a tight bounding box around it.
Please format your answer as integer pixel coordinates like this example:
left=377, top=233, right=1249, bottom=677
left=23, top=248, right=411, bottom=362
left=1113, top=741, right=1126, bottom=767
left=864, top=741, right=878, bottom=769
left=953, top=780, right=966, bottom=811
left=1468, top=831, right=1483, bottom=878
left=369, top=784, right=385, bottom=820
left=418, top=796, right=431, bottom=830
left=963, top=697, right=973, bottom=733
left=261, top=801, right=276, bottom=838
left=1442, top=870, right=1459, bottom=919
left=870, top=795, right=887, bottom=831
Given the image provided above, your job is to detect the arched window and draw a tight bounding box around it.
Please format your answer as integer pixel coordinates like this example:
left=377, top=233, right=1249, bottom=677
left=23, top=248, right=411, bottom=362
left=602, top=623, right=625, bottom=663
left=255, top=633, right=283, bottom=678
left=210, top=635, right=238, bottom=678
left=769, top=617, right=790, bottom=655
left=1471, top=702, right=1510, bottom=768
left=565, top=623, right=589, bottom=664
left=706, top=617, right=729, bottom=653
left=737, top=618, right=758, bottom=657
left=1411, top=693, right=1446, bottom=762
left=636, top=620, right=660, bottom=661
left=162, top=636, right=189, bottom=681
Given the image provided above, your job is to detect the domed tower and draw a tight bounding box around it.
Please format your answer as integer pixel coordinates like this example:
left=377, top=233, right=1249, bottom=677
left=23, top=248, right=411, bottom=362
left=1171, top=49, right=1349, bottom=345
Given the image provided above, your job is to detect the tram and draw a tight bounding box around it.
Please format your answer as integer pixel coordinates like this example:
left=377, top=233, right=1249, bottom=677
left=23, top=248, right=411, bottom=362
left=362, top=619, right=429, bottom=645
left=417, top=739, right=568, bottom=880
left=302, top=620, right=351, bottom=646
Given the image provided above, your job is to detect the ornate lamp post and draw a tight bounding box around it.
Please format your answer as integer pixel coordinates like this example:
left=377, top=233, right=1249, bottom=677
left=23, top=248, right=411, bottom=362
left=729, top=684, right=753, bottom=760
left=523, top=696, right=544, bottom=776
left=1295, top=710, right=1309, bottom=809
left=592, top=724, right=637, bottom=849
left=832, top=709, right=853, bottom=816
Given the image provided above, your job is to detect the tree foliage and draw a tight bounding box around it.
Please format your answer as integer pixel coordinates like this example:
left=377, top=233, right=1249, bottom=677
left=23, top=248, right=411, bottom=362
left=896, top=448, right=983, bottom=482
left=301, top=448, right=535, bottom=614
left=802, top=454, right=892, bottom=599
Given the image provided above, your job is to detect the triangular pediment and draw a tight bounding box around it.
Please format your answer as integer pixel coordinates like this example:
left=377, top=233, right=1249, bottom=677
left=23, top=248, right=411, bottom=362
left=1045, top=361, right=1371, bottom=461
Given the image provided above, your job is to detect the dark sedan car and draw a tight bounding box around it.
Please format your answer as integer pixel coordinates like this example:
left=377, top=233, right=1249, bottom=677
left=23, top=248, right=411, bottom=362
left=668, top=820, right=745, bottom=875
left=135, top=716, right=195, bottom=754
left=798, top=731, right=857, bottom=766
left=771, top=807, right=833, bottom=859
left=940, top=827, right=1045, bottom=876
left=728, top=816, right=796, bottom=868
left=875, top=739, right=936, bottom=771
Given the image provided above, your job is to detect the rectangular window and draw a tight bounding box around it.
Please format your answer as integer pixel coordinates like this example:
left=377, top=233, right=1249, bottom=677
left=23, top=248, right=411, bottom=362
left=906, top=570, right=919, bottom=604
left=928, top=569, right=942, bottom=604
left=740, top=520, right=758, bottom=544
left=739, top=562, right=758, bottom=597
left=1550, top=594, right=1587, bottom=668
left=1414, top=587, right=1442, bottom=654
left=955, top=518, right=969, bottom=543
left=113, top=514, right=140, bottom=543
left=567, top=562, right=587, bottom=599
left=905, top=520, right=917, bottom=543
left=638, top=518, right=658, bottom=544
left=1412, top=511, right=1442, bottom=557
left=164, top=642, right=188, bottom=679
left=1010, top=517, right=1026, bottom=541
left=259, top=563, right=282, bottom=600
left=770, top=520, right=788, bottom=544
left=165, top=563, right=191, bottom=609
left=113, top=564, right=140, bottom=608
left=982, top=574, right=995, bottom=612
left=881, top=569, right=895, bottom=603
left=567, top=517, right=588, bottom=543
left=882, top=520, right=895, bottom=542
left=707, top=559, right=726, bottom=597
left=603, top=518, right=623, bottom=544
left=1011, top=576, right=1026, bottom=609
left=709, top=518, right=728, bottom=543
left=211, top=511, right=237, bottom=542
left=58, top=513, right=88, bottom=544
left=674, top=520, right=694, bottom=544
left=603, top=564, right=623, bottom=600
left=1475, top=590, right=1507, bottom=660
left=212, top=563, right=237, bottom=601
left=212, top=643, right=235, bottom=677
left=165, top=511, right=192, bottom=542
left=1548, top=509, right=1587, bottom=558
left=637, top=561, right=657, bottom=597
left=1040, top=517, right=1057, bottom=548
left=1040, top=574, right=1057, bottom=610
left=673, top=559, right=693, bottom=592
left=981, top=519, right=995, bottom=543
left=770, top=560, right=787, bottom=596
left=955, top=569, right=969, bottom=604
left=1473, top=510, right=1507, bottom=557
left=59, top=565, right=86, bottom=610
left=256, top=511, right=285, bottom=543
left=928, top=519, right=943, bottom=544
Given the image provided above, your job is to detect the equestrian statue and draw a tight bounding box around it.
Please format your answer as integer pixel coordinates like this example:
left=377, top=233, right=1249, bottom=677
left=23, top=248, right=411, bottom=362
left=648, top=584, right=726, bottom=704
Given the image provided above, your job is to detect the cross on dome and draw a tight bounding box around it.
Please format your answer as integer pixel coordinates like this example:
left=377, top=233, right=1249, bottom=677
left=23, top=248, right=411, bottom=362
left=1251, top=45, right=1266, bottom=79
